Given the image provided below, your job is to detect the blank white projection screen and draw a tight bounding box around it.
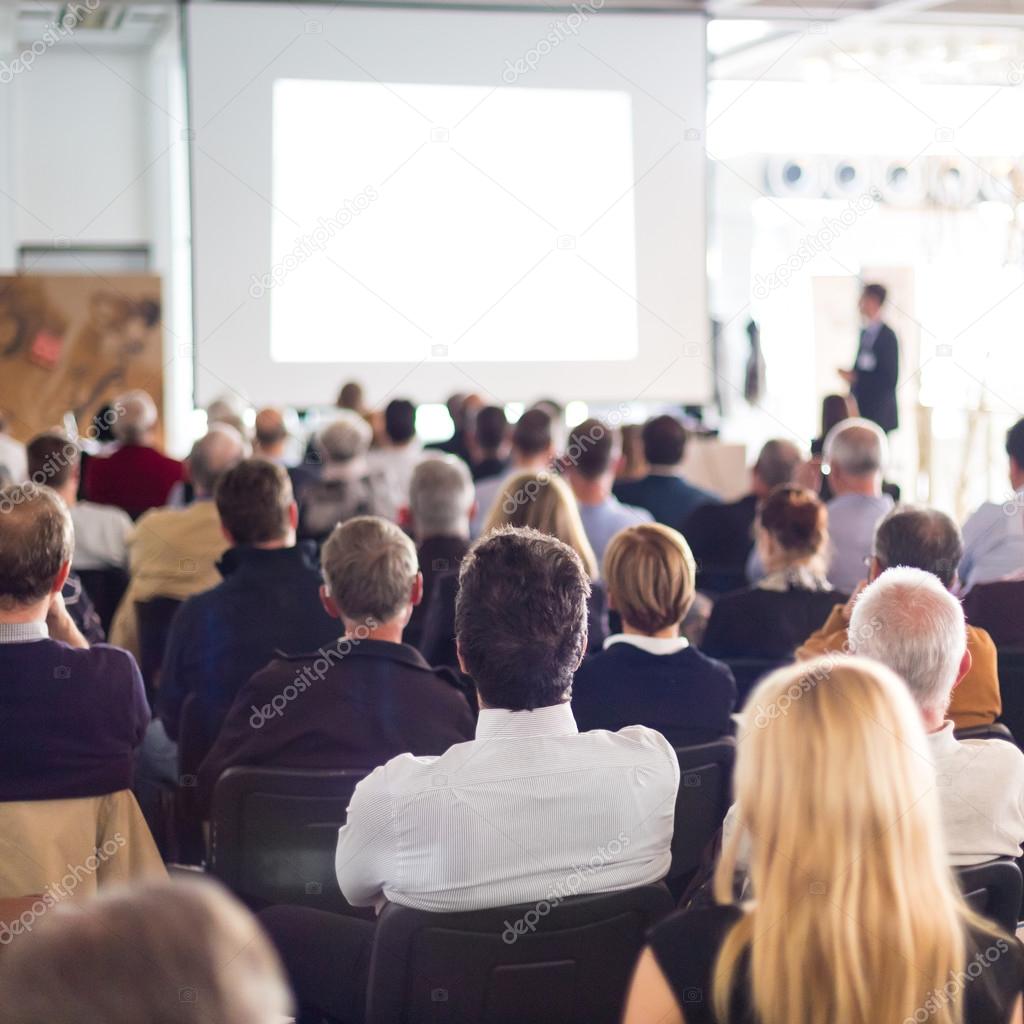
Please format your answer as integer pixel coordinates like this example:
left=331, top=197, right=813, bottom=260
left=187, top=4, right=708, bottom=406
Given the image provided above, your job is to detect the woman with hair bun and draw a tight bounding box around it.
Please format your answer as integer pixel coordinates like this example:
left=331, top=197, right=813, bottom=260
left=701, top=485, right=846, bottom=662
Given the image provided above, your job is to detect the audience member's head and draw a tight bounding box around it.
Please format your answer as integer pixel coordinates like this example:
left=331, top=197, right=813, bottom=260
left=603, top=523, right=696, bottom=637
left=849, top=567, right=969, bottom=727
left=484, top=470, right=598, bottom=578
left=111, top=390, right=158, bottom=446
left=859, top=281, right=888, bottom=320
left=870, top=505, right=963, bottom=589
left=316, top=411, right=373, bottom=470
left=206, top=397, right=249, bottom=440
left=565, top=419, right=617, bottom=485
left=618, top=423, right=647, bottom=481
left=215, top=458, right=296, bottom=548
left=319, top=516, right=421, bottom=634
left=1006, top=417, right=1024, bottom=491
left=756, top=484, right=828, bottom=576
left=751, top=439, right=802, bottom=498
left=510, top=408, right=554, bottom=467
left=26, top=432, right=80, bottom=501
left=0, top=484, right=73, bottom=615
left=823, top=417, right=886, bottom=496
left=187, top=425, right=245, bottom=498
left=820, top=393, right=855, bottom=440
left=456, top=527, right=590, bottom=710
left=718, top=656, right=971, bottom=1024
left=336, top=380, right=365, bottom=414
left=252, top=407, right=289, bottom=459
left=384, top=399, right=417, bottom=446
left=408, top=456, right=474, bottom=541
left=0, top=879, right=292, bottom=1024
left=642, top=414, right=686, bottom=469
left=474, top=405, right=509, bottom=457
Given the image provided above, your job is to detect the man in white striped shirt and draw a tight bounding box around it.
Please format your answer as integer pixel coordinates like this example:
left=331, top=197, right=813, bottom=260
left=335, top=525, right=679, bottom=911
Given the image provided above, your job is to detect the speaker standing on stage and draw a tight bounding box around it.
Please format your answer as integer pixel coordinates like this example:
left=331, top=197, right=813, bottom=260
left=838, top=283, right=899, bottom=435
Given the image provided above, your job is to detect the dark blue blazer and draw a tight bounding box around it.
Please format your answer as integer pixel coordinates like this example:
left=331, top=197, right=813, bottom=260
left=613, top=474, right=720, bottom=534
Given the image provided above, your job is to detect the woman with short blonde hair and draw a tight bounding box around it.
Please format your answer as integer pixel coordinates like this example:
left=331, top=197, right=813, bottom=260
left=623, top=656, right=1024, bottom=1024
left=0, top=879, right=293, bottom=1024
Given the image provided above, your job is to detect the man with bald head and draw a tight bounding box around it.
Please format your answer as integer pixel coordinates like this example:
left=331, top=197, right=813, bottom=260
left=108, top=425, right=246, bottom=658
left=0, top=484, right=148, bottom=801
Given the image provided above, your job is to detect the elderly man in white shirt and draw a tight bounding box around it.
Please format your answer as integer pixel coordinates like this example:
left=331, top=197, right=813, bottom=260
left=259, top=526, right=678, bottom=1020
left=728, top=566, right=1024, bottom=870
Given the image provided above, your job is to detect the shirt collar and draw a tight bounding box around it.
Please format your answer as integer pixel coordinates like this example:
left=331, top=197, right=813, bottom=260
left=928, top=720, right=959, bottom=756
left=475, top=703, right=578, bottom=740
left=0, top=620, right=49, bottom=644
left=604, top=633, right=689, bottom=655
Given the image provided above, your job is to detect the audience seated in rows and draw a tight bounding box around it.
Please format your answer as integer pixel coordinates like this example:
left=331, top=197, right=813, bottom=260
left=400, top=455, right=473, bottom=649
left=107, top=425, right=246, bottom=658
left=703, top=486, right=845, bottom=661
left=625, top=656, right=1024, bottom=1024
left=83, top=390, right=184, bottom=519
left=798, top=505, right=1001, bottom=728
left=0, top=879, right=292, bottom=1024
left=467, top=403, right=510, bottom=481
left=295, top=411, right=386, bottom=543
left=685, top=438, right=802, bottom=595
left=366, top=398, right=422, bottom=521
left=471, top=406, right=555, bottom=536
left=613, top=414, right=719, bottom=532
left=572, top=523, right=735, bottom=744
left=152, top=459, right=339, bottom=769
left=0, top=484, right=148, bottom=802
left=26, top=432, right=133, bottom=572
left=961, top=417, right=1024, bottom=591
left=195, top=515, right=475, bottom=815
left=564, top=417, right=652, bottom=564
left=261, top=527, right=679, bottom=1021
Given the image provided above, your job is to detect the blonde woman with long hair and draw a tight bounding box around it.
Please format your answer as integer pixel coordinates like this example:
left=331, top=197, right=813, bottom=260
left=623, top=656, right=1024, bottom=1024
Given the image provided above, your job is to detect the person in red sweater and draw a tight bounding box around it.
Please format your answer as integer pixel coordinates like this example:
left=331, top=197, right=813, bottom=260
left=84, top=391, right=184, bottom=519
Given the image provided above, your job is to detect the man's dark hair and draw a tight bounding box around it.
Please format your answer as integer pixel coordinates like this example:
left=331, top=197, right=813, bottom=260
left=642, top=415, right=686, bottom=467
left=512, top=409, right=552, bottom=458
left=455, top=527, right=590, bottom=710
left=0, top=485, right=73, bottom=609
left=384, top=399, right=417, bottom=445
left=566, top=419, right=614, bottom=480
left=215, top=459, right=294, bottom=546
left=26, top=433, right=80, bottom=490
left=873, top=506, right=963, bottom=589
left=862, top=283, right=887, bottom=306
left=475, top=406, right=508, bottom=452
left=1006, top=418, right=1024, bottom=468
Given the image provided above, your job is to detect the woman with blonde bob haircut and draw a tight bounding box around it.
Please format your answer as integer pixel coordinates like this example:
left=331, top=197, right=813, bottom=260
left=623, top=656, right=1024, bottom=1024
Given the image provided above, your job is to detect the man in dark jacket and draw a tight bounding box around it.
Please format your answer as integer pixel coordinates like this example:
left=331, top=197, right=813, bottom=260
left=840, top=282, right=900, bottom=434
left=196, top=515, right=475, bottom=815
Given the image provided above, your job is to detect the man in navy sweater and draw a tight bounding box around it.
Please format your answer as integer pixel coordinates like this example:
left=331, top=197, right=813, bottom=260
left=0, top=484, right=149, bottom=802
left=572, top=522, right=735, bottom=746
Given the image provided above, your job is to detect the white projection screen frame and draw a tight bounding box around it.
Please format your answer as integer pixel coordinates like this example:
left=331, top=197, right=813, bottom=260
left=187, top=2, right=709, bottom=407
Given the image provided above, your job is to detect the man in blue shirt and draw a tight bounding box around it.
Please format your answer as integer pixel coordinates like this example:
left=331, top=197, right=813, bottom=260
left=960, top=418, right=1024, bottom=591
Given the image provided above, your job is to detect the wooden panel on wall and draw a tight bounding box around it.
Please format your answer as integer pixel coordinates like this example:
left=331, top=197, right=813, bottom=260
left=0, top=275, right=164, bottom=442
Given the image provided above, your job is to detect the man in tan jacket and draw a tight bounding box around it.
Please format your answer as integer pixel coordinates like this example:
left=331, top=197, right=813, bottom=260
left=109, top=426, right=245, bottom=659
left=797, top=505, right=1000, bottom=729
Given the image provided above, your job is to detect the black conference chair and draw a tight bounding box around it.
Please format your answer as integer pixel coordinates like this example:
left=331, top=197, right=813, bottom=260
left=209, top=766, right=371, bottom=914
left=365, top=883, right=674, bottom=1024
left=76, top=567, right=129, bottom=634
left=669, top=737, right=737, bottom=897
left=954, top=722, right=1016, bottom=744
left=996, top=647, right=1024, bottom=750
left=135, top=596, right=183, bottom=702
left=724, top=658, right=791, bottom=707
left=956, top=859, right=1023, bottom=935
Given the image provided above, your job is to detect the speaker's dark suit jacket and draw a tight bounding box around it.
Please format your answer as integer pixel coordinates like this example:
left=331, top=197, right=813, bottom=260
left=851, top=322, right=900, bottom=433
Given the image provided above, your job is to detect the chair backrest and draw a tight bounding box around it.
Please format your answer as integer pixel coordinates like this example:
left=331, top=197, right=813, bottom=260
left=76, top=567, right=129, bottom=635
left=209, top=766, right=370, bottom=913
left=0, top=790, right=165, bottom=901
left=135, top=597, right=183, bottom=699
left=953, top=723, right=1016, bottom=744
left=955, top=858, right=1023, bottom=935
left=996, top=647, right=1024, bottom=750
left=724, top=658, right=791, bottom=707
left=670, top=737, right=737, bottom=881
left=365, top=883, right=674, bottom=1024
